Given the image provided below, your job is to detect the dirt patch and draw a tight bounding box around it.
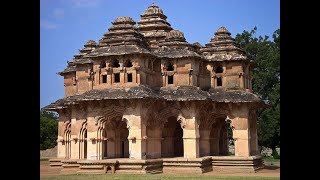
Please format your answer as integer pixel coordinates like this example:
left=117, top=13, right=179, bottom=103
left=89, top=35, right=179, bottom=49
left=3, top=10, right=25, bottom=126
left=40, top=161, right=61, bottom=175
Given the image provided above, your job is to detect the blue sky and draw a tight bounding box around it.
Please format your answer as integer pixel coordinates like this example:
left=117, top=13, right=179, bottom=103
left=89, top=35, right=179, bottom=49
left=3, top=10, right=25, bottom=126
left=40, top=0, right=280, bottom=108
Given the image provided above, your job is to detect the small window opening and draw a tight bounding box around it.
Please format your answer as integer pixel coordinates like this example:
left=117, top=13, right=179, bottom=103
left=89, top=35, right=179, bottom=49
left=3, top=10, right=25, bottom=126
left=217, top=77, right=222, bottom=86
left=127, top=74, right=132, bottom=82
left=124, top=60, right=133, bottom=67
left=110, top=59, right=120, bottom=68
left=102, top=75, right=107, bottom=83
left=167, top=63, right=174, bottom=71
left=114, top=73, right=120, bottom=83
left=168, top=76, right=173, bottom=84
left=100, top=61, right=106, bottom=68
left=214, top=65, right=223, bottom=73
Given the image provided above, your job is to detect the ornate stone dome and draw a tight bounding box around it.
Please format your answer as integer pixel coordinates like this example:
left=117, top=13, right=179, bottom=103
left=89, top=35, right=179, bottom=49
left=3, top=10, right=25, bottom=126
left=143, top=3, right=164, bottom=16
left=113, top=16, right=135, bottom=25
left=166, top=30, right=186, bottom=42
left=200, top=26, right=248, bottom=61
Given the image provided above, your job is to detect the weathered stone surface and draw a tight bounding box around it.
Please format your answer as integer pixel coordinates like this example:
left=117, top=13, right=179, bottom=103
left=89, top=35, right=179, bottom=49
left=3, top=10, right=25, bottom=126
left=43, top=3, right=267, bottom=175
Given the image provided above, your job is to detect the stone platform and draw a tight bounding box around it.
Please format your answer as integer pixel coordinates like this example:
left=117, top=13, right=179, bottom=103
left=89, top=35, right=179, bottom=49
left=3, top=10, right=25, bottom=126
left=162, top=157, right=212, bottom=174
left=211, top=155, right=264, bottom=173
left=49, top=156, right=264, bottom=174
left=48, top=158, right=63, bottom=169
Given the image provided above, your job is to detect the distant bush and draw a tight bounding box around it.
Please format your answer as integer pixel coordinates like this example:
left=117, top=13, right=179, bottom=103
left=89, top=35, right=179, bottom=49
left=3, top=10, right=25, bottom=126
left=40, top=110, right=58, bottom=150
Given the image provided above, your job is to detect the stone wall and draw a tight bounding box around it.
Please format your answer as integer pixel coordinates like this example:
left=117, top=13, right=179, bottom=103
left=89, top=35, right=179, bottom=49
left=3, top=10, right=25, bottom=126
left=40, top=146, right=57, bottom=158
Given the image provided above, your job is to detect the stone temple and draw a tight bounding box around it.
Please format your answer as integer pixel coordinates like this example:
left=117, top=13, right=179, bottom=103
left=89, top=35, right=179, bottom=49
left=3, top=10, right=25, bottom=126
left=43, top=3, right=266, bottom=174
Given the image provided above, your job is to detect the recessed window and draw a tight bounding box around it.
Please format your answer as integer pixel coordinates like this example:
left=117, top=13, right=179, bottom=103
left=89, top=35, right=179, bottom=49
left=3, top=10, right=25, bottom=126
left=100, top=61, right=106, bottom=68
left=167, top=63, right=174, bottom=71
left=214, top=65, right=223, bottom=73
left=168, top=76, right=173, bottom=84
left=127, top=74, right=132, bottom=82
left=114, top=73, right=120, bottom=83
left=110, top=59, right=120, bottom=68
left=102, top=75, right=107, bottom=83
left=217, top=77, right=222, bottom=86
left=124, top=60, right=133, bottom=67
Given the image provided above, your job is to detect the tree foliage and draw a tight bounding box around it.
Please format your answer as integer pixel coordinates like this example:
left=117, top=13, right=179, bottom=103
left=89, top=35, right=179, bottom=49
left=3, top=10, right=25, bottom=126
left=235, top=27, right=280, bottom=157
left=40, top=110, right=58, bottom=150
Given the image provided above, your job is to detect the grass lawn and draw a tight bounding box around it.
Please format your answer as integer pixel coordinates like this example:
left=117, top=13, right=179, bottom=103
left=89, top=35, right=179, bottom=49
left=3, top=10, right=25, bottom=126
left=40, top=174, right=279, bottom=180
left=263, top=157, right=280, bottom=162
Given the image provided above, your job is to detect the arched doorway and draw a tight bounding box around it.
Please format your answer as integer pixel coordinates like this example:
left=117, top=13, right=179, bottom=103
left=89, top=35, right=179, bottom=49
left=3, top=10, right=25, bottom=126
left=210, top=117, right=229, bottom=156
left=118, top=120, right=129, bottom=158
left=64, top=122, right=71, bottom=159
left=102, top=117, right=129, bottom=159
left=161, top=116, right=184, bottom=157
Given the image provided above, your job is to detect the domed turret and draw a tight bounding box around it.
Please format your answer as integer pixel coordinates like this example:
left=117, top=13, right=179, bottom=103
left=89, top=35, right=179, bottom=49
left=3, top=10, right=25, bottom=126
left=143, top=3, right=164, bottom=17
left=200, top=26, right=248, bottom=61
left=113, top=16, right=135, bottom=25
left=138, top=3, right=173, bottom=49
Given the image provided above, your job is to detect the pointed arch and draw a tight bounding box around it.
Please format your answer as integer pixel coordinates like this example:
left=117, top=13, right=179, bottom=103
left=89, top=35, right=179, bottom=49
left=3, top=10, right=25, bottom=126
left=64, top=121, right=71, bottom=159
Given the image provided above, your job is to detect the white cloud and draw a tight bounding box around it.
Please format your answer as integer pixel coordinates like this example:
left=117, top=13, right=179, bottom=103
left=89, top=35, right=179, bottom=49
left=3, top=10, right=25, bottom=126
left=40, top=20, right=58, bottom=30
left=51, top=8, right=64, bottom=19
left=69, top=0, right=102, bottom=8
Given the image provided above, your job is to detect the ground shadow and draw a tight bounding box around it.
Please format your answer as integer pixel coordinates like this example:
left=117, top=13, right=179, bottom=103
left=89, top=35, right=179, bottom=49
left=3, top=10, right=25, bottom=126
left=264, top=165, right=280, bottom=170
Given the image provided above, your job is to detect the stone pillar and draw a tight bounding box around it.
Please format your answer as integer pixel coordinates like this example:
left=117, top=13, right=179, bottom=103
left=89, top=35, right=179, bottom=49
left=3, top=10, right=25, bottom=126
left=137, top=71, right=140, bottom=84
left=120, top=70, right=125, bottom=84
left=107, top=74, right=112, bottom=85
left=162, top=75, right=166, bottom=86
left=86, top=116, right=98, bottom=160
left=132, top=71, right=137, bottom=84
left=70, top=118, right=79, bottom=159
left=239, top=75, right=244, bottom=89
left=146, top=128, right=162, bottom=159
left=211, top=77, right=215, bottom=88
left=124, top=113, right=147, bottom=160
left=57, top=120, right=65, bottom=158
left=230, top=105, right=250, bottom=157
left=183, top=117, right=200, bottom=158
left=233, top=128, right=250, bottom=157
left=57, top=140, right=65, bottom=158
left=70, top=138, right=79, bottom=159
left=199, top=129, right=211, bottom=157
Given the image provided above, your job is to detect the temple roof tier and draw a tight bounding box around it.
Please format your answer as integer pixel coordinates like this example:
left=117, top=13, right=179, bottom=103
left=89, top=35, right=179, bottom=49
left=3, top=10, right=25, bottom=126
left=138, top=3, right=173, bottom=48
left=201, top=26, right=250, bottom=61
left=88, top=16, right=150, bottom=56
left=43, top=86, right=264, bottom=110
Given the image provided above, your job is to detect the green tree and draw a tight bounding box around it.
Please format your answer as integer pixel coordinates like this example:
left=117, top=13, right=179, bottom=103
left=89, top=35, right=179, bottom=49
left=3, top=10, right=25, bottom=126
left=40, top=110, right=58, bottom=150
left=235, top=27, right=280, bottom=158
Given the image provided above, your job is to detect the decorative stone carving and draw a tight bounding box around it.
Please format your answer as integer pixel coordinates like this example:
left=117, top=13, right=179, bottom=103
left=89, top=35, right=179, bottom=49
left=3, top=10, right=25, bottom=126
left=94, top=116, right=105, bottom=126
left=122, top=118, right=132, bottom=129
left=177, top=115, right=187, bottom=129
